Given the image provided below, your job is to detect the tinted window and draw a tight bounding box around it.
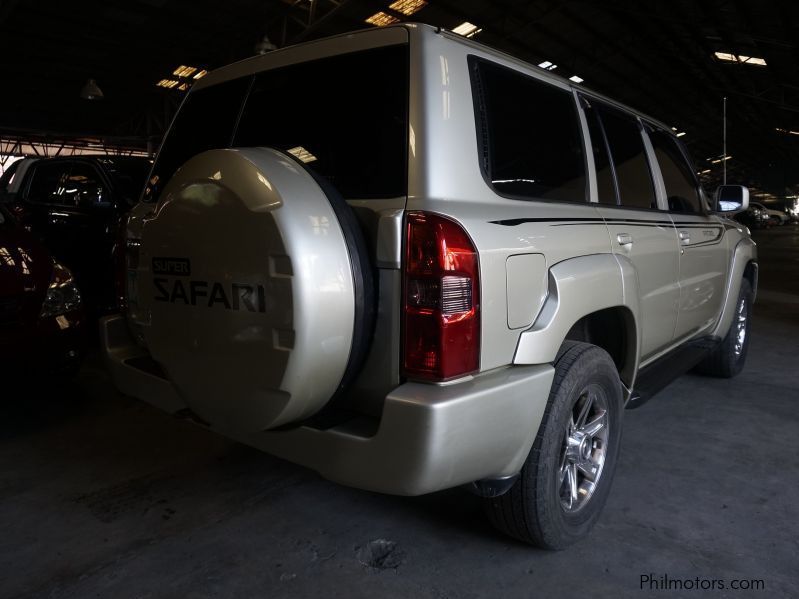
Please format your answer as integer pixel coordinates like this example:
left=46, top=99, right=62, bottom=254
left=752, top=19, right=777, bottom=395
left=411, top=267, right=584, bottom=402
left=234, top=45, right=408, bottom=199
left=66, top=164, right=109, bottom=208
left=143, top=77, right=251, bottom=202
left=648, top=128, right=702, bottom=213
left=98, top=158, right=151, bottom=204
left=27, top=162, right=71, bottom=204
left=472, top=58, right=586, bottom=202
left=583, top=101, right=616, bottom=204
left=0, top=205, right=9, bottom=226
left=597, top=105, right=656, bottom=209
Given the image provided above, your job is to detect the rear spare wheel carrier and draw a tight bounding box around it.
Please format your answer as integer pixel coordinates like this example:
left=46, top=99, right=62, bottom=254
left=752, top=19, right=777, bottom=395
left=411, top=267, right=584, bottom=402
left=136, top=147, right=373, bottom=432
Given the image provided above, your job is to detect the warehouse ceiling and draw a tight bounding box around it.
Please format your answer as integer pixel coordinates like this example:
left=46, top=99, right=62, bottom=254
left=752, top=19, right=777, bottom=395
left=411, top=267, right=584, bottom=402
left=1, top=0, right=797, bottom=195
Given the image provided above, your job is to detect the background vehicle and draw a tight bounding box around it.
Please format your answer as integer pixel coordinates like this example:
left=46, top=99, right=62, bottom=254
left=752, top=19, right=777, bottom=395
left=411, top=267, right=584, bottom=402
left=3, top=156, right=150, bottom=315
left=750, top=201, right=788, bottom=225
left=0, top=158, right=37, bottom=202
left=735, top=203, right=769, bottom=229
left=0, top=204, right=84, bottom=381
left=101, top=24, right=757, bottom=549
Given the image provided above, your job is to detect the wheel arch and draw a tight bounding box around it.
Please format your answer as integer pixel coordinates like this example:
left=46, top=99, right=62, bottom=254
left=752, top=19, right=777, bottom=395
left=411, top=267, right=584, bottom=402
left=513, top=253, right=641, bottom=391
left=564, top=306, right=638, bottom=389
left=712, top=238, right=758, bottom=339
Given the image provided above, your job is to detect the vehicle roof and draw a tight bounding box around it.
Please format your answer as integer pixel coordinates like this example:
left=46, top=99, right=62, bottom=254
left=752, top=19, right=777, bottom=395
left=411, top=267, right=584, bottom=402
left=431, top=25, right=674, bottom=133
left=194, top=22, right=675, bottom=140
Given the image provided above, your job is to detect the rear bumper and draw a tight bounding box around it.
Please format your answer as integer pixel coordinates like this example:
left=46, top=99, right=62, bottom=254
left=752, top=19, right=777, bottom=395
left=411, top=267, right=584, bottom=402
left=101, top=315, right=555, bottom=495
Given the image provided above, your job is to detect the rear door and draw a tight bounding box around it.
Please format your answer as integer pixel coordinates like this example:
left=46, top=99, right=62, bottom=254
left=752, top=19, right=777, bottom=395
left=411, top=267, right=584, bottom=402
left=645, top=126, right=727, bottom=340
left=580, top=97, right=681, bottom=361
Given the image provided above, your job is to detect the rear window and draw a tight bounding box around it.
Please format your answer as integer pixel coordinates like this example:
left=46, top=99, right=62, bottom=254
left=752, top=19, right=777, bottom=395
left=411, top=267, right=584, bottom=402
left=143, top=77, right=251, bottom=203
left=144, top=44, right=409, bottom=202
left=0, top=160, right=22, bottom=194
left=470, top=57, right=587, bottom=203
left=234, top=44, right=408, bottom=199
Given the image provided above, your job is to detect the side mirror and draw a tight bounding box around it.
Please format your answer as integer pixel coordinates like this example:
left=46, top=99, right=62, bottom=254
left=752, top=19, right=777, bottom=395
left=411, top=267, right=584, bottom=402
left=714, top=185, right=749, bottom=214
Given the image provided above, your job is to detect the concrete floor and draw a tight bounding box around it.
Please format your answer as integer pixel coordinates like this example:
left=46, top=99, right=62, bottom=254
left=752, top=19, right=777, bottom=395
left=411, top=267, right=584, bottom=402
left=2, top=226, right=798, bottom=599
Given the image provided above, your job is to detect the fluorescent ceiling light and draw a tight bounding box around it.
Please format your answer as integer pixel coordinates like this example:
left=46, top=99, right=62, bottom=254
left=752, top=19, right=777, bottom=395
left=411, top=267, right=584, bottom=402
left=569, top=75, right=584, bottom=83
left=698, top=169, right=711, bottom=175
left=776, top=127, right=799, bottom=136
left=177, top=83, right=189, bottom=91
left=538, top=60, right=557, bottom=71
left=365, top=11, right=399, bottom=26
left=714, top=51, right=767, bottom=66
left=388, top=0, right=426, bottom=16
left=193, top=69, right=208, bottom=80
left=452, top=21, right=481, bottom=37
left=156, top=79, right=179, bottom=89
left=173, top=65, right=198, bottom=78
left=287, top=146, right=318, bottom=163
left=709, top=155, right=732, bottom=164
left=676, top=131, right=686, bottom=137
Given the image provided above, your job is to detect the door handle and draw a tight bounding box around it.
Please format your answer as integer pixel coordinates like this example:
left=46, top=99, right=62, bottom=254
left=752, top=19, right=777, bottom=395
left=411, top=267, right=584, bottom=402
left=678, top=231, right=690, bottom=245
left=616, top=233, right=633, bottom=246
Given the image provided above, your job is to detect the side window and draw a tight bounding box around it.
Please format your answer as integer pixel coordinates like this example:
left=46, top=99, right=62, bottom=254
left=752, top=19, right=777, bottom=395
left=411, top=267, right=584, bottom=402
left=582, top=100, right=616, bottom=205
left=65, top=164, right=109, bottom=209
left=595, top=105, right=657, bottom=209
left=472, top=58, right=586, bottom=202
left=648, top=127, right=702, bottom=213
left=27, top=162, right=71, bottom=205
left=143, top=77, right=251, bottom=202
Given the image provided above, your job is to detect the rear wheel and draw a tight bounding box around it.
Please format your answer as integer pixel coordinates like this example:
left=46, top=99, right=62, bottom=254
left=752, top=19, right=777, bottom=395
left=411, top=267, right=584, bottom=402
left=694, top=278, right=752, bottom=378
left=484, top=341, right=623, bottom=549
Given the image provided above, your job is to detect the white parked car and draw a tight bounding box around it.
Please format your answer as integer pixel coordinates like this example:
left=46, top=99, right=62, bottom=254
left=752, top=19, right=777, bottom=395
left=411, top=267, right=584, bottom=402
left=750, top=202, right=788, bottom=225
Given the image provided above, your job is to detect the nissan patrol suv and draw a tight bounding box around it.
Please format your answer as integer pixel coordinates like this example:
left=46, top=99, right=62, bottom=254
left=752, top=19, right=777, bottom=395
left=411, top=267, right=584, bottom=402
left=101, top=24, right=757, bottom=549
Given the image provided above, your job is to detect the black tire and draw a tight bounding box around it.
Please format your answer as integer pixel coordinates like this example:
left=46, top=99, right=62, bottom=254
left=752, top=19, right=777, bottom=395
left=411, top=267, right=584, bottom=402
left=484, top=341, right=623, bottom=549
left=283, top=154, right=376, bottom=398
left=694, top=279, right=752, bottom=378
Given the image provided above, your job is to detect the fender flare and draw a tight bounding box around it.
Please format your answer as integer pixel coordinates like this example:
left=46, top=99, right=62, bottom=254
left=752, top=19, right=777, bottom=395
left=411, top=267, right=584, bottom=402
left=711, top=238, right=758, bottom=339
left=513, top=253, right=641, bottom=389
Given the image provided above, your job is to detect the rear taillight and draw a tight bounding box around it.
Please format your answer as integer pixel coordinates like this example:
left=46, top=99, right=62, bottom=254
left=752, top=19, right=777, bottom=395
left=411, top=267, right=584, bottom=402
left=403, top=212, right=480, bottom=381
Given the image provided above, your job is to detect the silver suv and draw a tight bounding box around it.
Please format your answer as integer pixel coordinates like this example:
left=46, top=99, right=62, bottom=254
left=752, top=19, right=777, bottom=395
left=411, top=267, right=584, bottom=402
left=102, top=24, right=757, bottom=549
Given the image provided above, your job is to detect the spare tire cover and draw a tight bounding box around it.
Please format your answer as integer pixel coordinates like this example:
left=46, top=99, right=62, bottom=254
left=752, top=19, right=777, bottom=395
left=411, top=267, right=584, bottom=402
left=137, top=148, right=359, bottom=432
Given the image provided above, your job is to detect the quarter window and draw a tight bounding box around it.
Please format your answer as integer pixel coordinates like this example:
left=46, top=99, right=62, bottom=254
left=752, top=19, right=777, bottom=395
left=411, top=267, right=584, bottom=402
left=648, top=128, right=702, bottom=213
left=471, top=58, right=587, bottom=202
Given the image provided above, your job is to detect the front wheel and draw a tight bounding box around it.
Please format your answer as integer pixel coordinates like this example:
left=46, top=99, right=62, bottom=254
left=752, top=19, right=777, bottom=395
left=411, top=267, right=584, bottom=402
left=694, top=278, right=753, bottom=378
left=484, top=341, right=623, bottom=549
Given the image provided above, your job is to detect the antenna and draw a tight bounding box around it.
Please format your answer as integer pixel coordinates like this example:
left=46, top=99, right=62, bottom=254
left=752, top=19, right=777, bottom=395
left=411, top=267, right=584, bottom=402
left=723, top=96, right=727, bottom=185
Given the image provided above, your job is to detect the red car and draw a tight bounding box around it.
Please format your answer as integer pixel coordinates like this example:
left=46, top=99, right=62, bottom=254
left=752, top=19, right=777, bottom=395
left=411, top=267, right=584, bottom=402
left=0, top=203, right=84, bottom=380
